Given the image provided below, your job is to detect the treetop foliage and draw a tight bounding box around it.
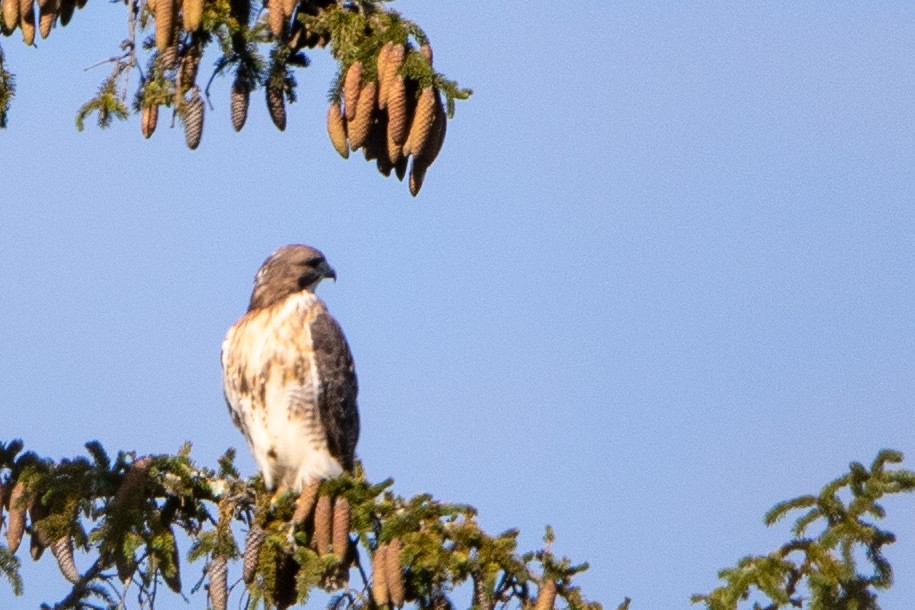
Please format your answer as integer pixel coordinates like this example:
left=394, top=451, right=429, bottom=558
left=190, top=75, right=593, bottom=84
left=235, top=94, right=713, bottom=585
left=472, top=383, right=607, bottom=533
left=0, top=439, right=603, bottom=610
left=693, top=449, right=915, bottom=610
left=0, top=0, right=472, bottom=194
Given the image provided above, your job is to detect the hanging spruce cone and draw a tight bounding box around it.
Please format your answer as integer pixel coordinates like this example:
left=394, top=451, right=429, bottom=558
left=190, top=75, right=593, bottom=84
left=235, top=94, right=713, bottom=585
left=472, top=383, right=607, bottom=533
left=393, top=154, right=407, bottom=182
left=181, top=0, right=202, bottom=31
left=362, top=110, right=386, bottom=162
left=230, top=77, right=249, bottom=132
left=154, top=0, right=175, bottom=52
left=2, top=0, right=19, bottom=33
left=343, top=60, right=362, bottom=121
left=57, top=0, right=72, bottom=24
left=242, top=524, right=266, bottom=584
left=180, top=52, right=200, bottom=88
left=312, top=494, right=331, bottom=555
left=472, top=572, right=494, bottom=610
left=183, top=88, right=204, bottom=150
left=5, top=480, right=27, bottom=553
left=385, top=537, right=404, bottom=607
left=533, top=580, right=558, bottom=610
left=375, top=41, right=393, bottom=109
left=371, top=543, right=389, bottom=605
left=347, top=80, right=375, bottom=150
left=326, top=101, right=348, bottom=159
left=403, top=85, right=434, bottom=158
left=267, top=0, right=284, bottom=39
left=409, top=157, right=428, bottom=197
left=266, top=81, right=286, bottom=131
left=141, top=104, right=158, bottom=138
left=37, top=0, right=56, bottom=38
left=378, top=42, right=404, bottom=111
left=19, top=0, right=35, bottom=45
left=209, top=555, right=228, bottom=610
left=113, top=456, right=152, bottom=507
left=50, top=536, right=80, bottom=583
left=292, top=480, right=319, bottom=526
left=331, top=497, right=350, bottom=557
left=386, top=75, right=407, bottom=152
left=420, top=40, right=433, bottom=65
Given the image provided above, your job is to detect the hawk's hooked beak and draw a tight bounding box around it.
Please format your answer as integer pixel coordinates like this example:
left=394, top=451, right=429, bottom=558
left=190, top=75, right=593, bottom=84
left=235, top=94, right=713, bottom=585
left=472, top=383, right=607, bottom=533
left=321, top=262, right=337, bottom=282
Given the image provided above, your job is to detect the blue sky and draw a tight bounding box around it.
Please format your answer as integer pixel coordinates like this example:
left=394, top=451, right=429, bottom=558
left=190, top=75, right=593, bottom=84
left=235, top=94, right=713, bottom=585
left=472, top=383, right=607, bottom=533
left=1, top=2, right=914, bottom=608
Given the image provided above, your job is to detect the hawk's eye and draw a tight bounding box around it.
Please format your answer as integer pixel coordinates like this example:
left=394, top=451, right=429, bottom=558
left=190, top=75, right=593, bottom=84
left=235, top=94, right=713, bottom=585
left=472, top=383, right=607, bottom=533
left=304, top=256, right=324, bottom=268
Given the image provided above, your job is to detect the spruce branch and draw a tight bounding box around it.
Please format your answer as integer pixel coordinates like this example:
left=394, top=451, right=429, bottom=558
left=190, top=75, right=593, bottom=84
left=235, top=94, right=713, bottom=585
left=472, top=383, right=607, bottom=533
left=0, top=440, right=599, bottom=610
left=692, top=449, right=915, bottom=610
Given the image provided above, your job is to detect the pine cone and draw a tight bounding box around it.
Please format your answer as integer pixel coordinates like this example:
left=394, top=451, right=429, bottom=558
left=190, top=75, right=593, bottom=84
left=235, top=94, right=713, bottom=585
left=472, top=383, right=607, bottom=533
left=57, top=0, right=72, bottom=25
left=37, top=0, right=56, bottom=38
left=420, top=41, right=433, bottom=65
left=403, top=86, right=434, bottom=158
left=5, top=480, right=27, bottom=553
left=209, top=555, right=228, bottom=610
left=292, top=480, right=319, bottom=526
left=181, top=0, right=202, bottom=31
left=266, top=0, right=284, bottom=39
left=385, top=537, right=404, bottom=607
left=180, top=52, right=200, bottom=89
left=533, top=580, right=558, bottom=610
left=19, top=0, right=35, bottom=45
left=326, top=101, right=348, bottom=159
left=242, top=524, right=266, bottom=584
left=331, top=497, right=350, bottom=557
left=386, top=74, right=408, bottom=148
left=343, top=61, right=362, bottom=121
left=183, top=89, right=204, bottom=150
left=347, top=80, right=376, bottom=150
left=113, top=456, right=153, bottom=508
left=378, top=42, right=404, bottom=111
left=394, top=154, right=407, bottom=182
left=154, top=0, right=175, bottom=52
left=408, top=157, right=428, bottom=197
left=312, top=494, right=331, bottom=555
left=375, top=41, right=392, bottom=109
left=141, top=104, right=158, bottom=139
left=230, top=76, right=249, bottom=132
left=50, top=536, right=80, bottom=584
left=472, top=572, right=494, bottom=610
left=157, top=44, right=179, bottom=70
left=371, top=543, right=388, bottom=606
left=2, top=0, right=19, bottom=33
left=116, top=553, right=138, bottom=583
left=266, top=82, right=286, bottom=131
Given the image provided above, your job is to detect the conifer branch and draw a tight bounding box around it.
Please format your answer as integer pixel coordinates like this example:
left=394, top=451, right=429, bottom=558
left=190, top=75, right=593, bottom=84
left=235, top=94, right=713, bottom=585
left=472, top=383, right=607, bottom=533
left=0, top=440, right=600, bottom=610
left=692, top=449, right=915, bottom=610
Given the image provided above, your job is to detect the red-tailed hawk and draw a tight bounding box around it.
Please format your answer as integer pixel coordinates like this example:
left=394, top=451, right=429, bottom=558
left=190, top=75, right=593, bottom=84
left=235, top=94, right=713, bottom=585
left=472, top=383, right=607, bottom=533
left=221, top=245, right=359, bottom=495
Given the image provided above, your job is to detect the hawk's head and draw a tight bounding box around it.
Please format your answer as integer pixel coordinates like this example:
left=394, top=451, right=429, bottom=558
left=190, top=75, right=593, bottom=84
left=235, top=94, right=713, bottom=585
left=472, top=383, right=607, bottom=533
left=248, top=244, right=337, bottom=311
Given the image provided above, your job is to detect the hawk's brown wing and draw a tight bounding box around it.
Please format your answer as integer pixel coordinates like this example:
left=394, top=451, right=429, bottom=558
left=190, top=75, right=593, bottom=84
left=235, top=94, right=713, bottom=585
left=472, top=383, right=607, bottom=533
left=309, top=311, right=359, bottom=471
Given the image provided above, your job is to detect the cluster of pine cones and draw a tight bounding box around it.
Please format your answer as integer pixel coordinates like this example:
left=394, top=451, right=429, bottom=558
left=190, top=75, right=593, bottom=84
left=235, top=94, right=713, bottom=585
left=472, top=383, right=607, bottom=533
left=0, top=0, right=85, bottom=42
left=327, top=41, right=448, bottom=196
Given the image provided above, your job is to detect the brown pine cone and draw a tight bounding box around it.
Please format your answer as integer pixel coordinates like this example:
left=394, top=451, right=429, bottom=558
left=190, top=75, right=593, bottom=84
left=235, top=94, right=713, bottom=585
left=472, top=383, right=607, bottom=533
left=154, top=0, right=175, bottom=52
left=326, top=101, right=348, bottom=159
left=230, top=76, right=249, bottom=132
left=266, top=0, right=284, bottom=39
left=37, top=0, right=56, bottom=38
left=183, top=89, right=204, bottom=150
left=19, top=0, right=35, bottom=45
left=343, top=61, right=362, bottom=121
left=385, top=537, right=404, bottom=607
left=5, top=480, right=27, bottom=553
left=331, top=497, right=350, bottom=557
left=393, top=154, right=408, bottom=182
left=371, top=543, right=388, bottom=605
left=292, top=480, right=320, bottom=526
left=408, top=157, right=428, bottom=197
left=28, top=498, right=49, bottom=561
left=113, top=457, right=153, bottom=508
left=403, top=86, right=435, bottom=159
left=266, top=82, right=286, bottom=131
left=57, top=0, right=72, bottom=25
left=533, top=579, right=558, bottom=610
left=312, top=494, right=332, bottom=555
left=209, top=555, right=228, bottom=610
left=386, top=74, right=408, bottom=148
left=50, top=536, right=80, bottom=584
left=347, top=80, right=376, bottom=150
left=141, top=104, right=158, bottom=139
left=2, top=0, right=19, bottom=33
left=181, top=0, right=202, bottom=31
left=242, top=524, right=266, bottom=584
left=378, top=43, right=405, bottom=111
